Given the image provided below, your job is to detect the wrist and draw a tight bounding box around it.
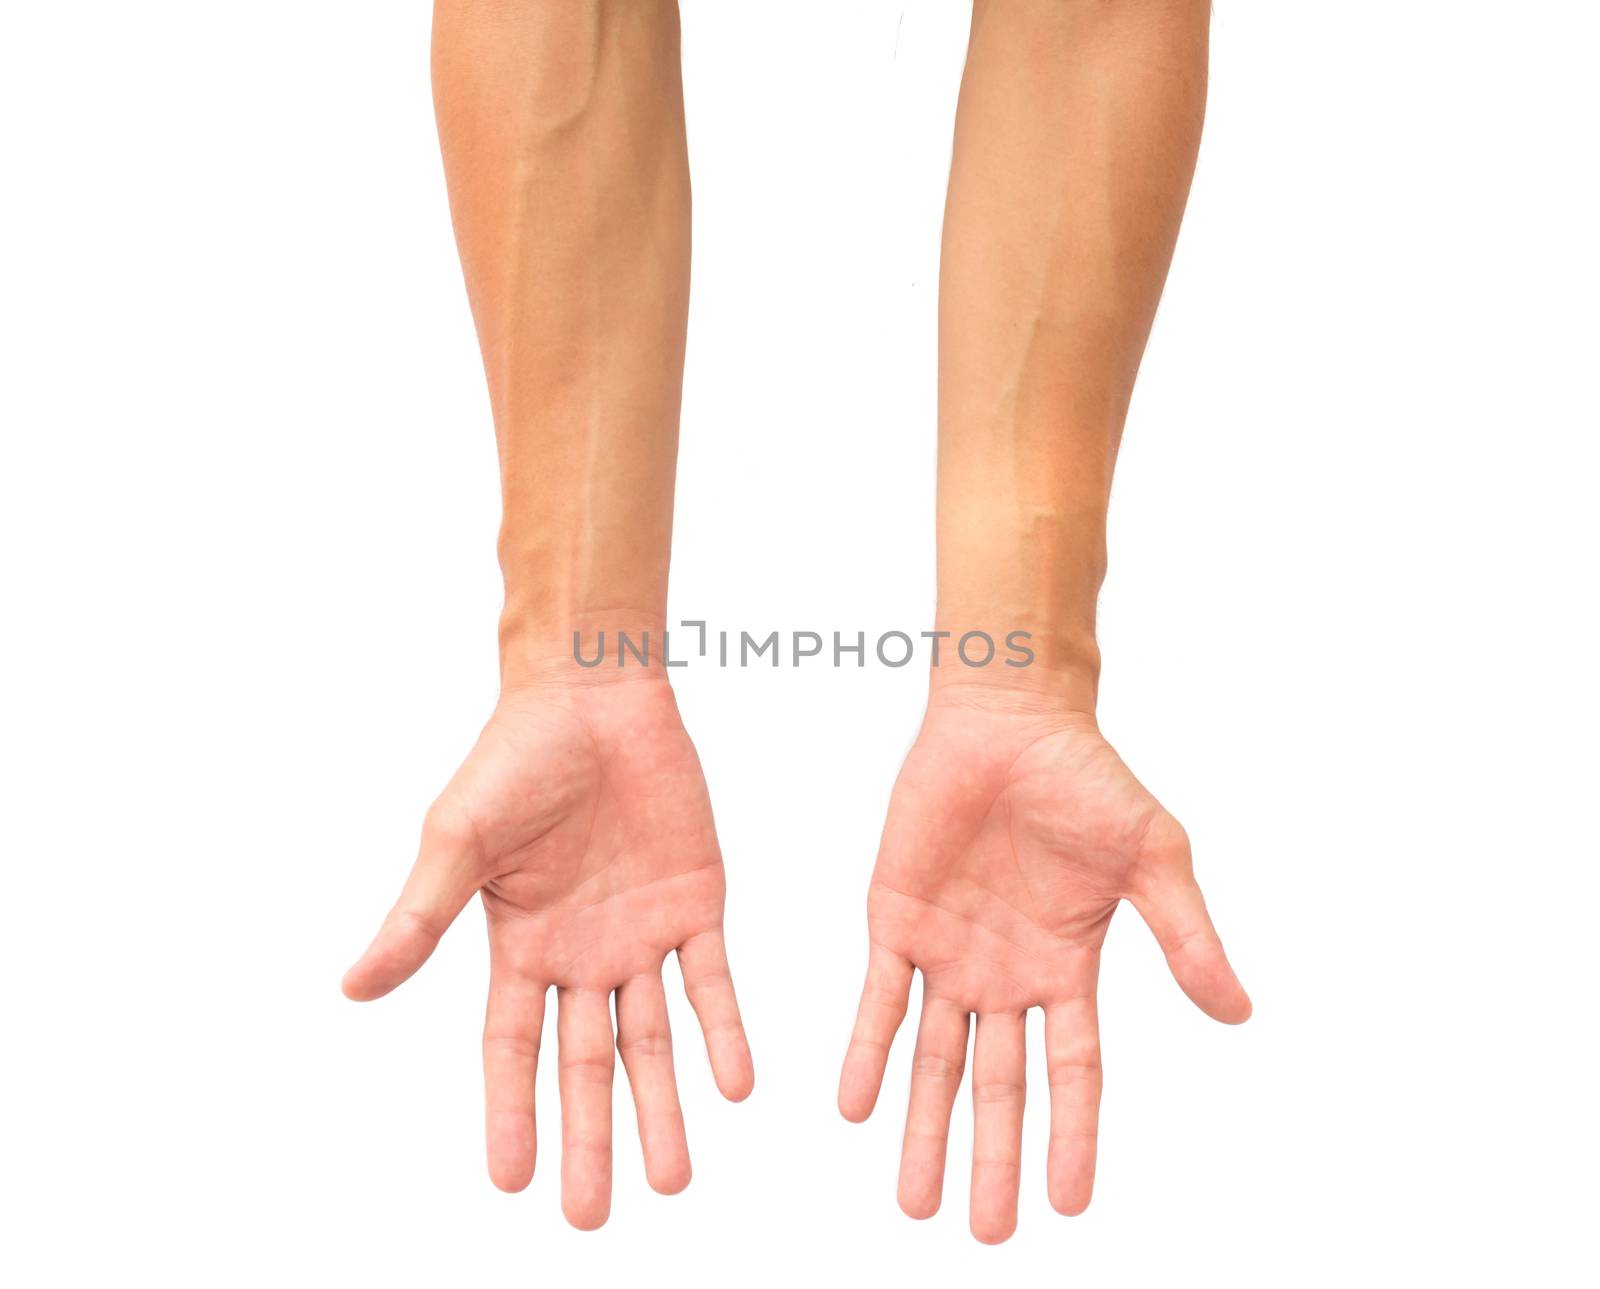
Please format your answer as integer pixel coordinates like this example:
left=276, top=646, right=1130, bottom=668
left=925, top=623, right=1100, bottom=719
left=498, top=605, right=674, bottom=693
left=495, top=504, right=675, bottom=692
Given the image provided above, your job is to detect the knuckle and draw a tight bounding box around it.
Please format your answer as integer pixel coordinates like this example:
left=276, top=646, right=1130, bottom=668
left=483, top=1032, right=541, bottom=1062
left=559, top=1056, right=615, bottom=1084
left=617, top=1033, right=673, bottom=1059
left=1046, top=1059, right=1102, bottom=1087
left=861, top=983, right=907, bottom=1008
left=394, top=906, right=448, bottom=942
left=912, top=1053, right=962, bottom=1081
left=422, top=802, right=481, bottom=859
left=1134, top=810, right=1193, bottom=878
left=1152, top=814, right=1192, bottom=862
left=684, top=968, right=733, bottom=996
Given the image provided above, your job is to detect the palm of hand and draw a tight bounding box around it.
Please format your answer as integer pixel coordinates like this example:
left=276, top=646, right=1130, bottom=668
left=839, top=698, right=1249, bottom=1243
left=344, top=680, right=752, bottom=1229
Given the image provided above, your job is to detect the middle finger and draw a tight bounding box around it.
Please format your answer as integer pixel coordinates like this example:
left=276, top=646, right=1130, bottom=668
left=970, top=1010, right=1026, bottom=1244
left=557, top=987, right=615, bottom=1229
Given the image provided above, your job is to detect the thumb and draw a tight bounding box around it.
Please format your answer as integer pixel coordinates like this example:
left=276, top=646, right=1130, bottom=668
left=1129, top=839, right=1251, bottom=1025
left=342, top=812, right=482, bottom=1002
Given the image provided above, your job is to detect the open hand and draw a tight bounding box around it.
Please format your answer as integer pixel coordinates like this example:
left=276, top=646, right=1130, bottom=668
left=344, top=676, right=753, bottom=1229
left=838, top=687, right=1249, bottom=1243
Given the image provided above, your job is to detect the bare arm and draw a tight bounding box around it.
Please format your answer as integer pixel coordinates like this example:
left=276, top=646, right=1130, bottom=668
left=345, top=1, right=751, bottom=1230
left=936, top=0, right=1211, bottom=707
left=433, top=0, right=689, bottom=679
left=841, top=0, right=1249, bottom=1244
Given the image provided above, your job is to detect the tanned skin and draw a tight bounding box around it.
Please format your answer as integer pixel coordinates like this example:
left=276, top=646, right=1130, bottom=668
left=343, top=2, right=751, bottom=1232
left=343, top=0, right=1248, bottom=1243
left=838, top=0, right=1251, bottom=1244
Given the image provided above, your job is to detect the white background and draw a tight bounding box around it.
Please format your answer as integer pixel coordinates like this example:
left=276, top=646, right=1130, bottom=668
left=3, top=1, right=1597, bottom=1284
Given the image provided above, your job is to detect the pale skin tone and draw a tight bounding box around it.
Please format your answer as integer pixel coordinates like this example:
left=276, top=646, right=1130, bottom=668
left=343, top=1, right=751, bottom=1231
left=345, top=0, right=1247, bottom=1243
left=838, top=0, right=1251, bottom=1245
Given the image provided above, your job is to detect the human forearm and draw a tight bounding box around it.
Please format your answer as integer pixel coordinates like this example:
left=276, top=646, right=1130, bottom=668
left=432, top=0, right=689, bottom=686
left=934, top=0, right=1210, bottom=710
left=841, top=12, right=1247, bottom=1237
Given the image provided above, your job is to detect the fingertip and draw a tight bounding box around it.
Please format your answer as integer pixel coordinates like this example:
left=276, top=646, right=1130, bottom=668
left=489, top=1163, right=533, bottom=1194
left=342, top=913, right=444, bottom=1002
left=560, top=1158, right=612, bottom=1231
left=1134, top=873, right=1255, bottom=1026
left=970, top=1215, right=1017, bottom=1245
left=1164, top=930, right=1253, bottom=1025
left=837, top=1054, right=883, bottom=1122
left=340, top=960, right=387, bottom=1002
left=1049, top=1185, right=1093, bottom=1217
left=486, top=1115, right=537, bottom=1194
left=1188, top=959, right=1252, bottom=1025
left=562, top=1199, right=611, bottom=1232
left=837, top=1091, right=873, bottom=1124
left=712, top=1037, right=754, bottom=1102
left=717, top=1062, right=754, bottom=1103
left=1189, top=991, right=1251, bottom=1025
left=647, top=1159, right=692, bottom=1196
left=1212, top=987, right=1253, bottom=1025
left=897, top=1186, right=940, bottom=1221
left=1209, top=967, right=1253, bottom=1022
